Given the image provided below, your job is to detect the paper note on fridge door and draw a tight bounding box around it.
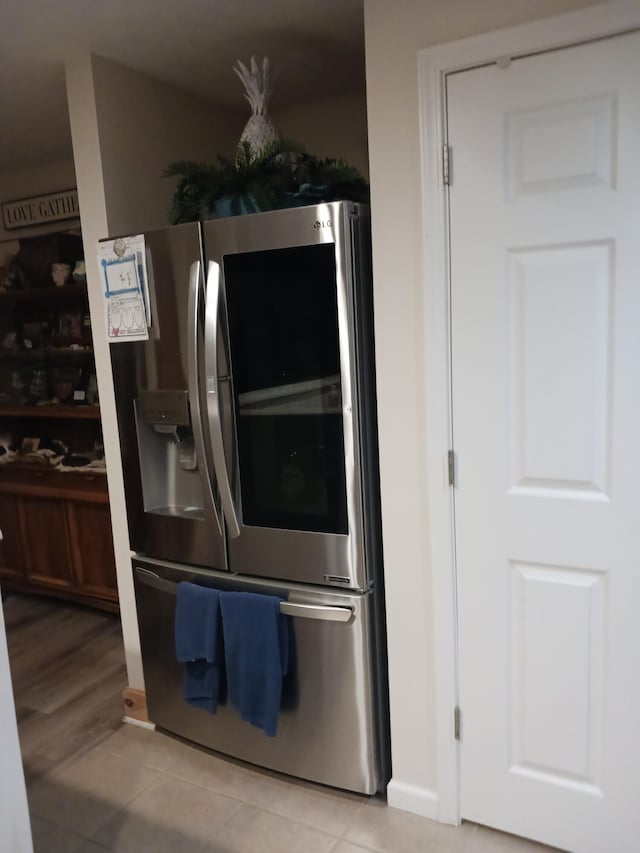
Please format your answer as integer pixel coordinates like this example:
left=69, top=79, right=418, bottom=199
left=99, top=233, right=151, bottom=341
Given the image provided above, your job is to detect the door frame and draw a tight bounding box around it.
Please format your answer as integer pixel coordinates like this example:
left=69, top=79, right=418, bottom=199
left=417, top=0, right=640, bottom=826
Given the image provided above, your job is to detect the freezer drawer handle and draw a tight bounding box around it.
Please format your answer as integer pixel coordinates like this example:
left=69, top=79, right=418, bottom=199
left=279, top=602, right=353, bottom=623
left=135, top=568, right=353, bottom=623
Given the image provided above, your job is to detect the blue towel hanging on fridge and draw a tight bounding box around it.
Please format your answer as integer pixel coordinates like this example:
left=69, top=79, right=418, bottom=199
left=174, top=582, right=223, bottom=713
left=219, top=591, right=290, bottom=736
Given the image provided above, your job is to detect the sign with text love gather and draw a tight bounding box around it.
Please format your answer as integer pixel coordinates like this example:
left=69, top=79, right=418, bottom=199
left=2, top=189, right=79, bottom=230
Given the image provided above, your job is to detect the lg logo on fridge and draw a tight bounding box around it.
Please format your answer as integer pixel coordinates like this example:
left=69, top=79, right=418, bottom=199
left=313, top=219, right=332, bottom=230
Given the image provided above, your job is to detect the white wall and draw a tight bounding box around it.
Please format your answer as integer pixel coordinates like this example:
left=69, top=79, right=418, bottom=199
left=66, top=54, right=241, bottom=691
left=64, top=54, right=143, bottom=688
left=0, top=603, right=33, bottom=853
left=272, top=91, right=369, bottom=178
left=363, top=0, right=604, bottom=817
left=0, top=158, right=78, bottom=243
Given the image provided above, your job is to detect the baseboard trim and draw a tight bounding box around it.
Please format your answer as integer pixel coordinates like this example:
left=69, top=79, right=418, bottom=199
left=122, top=687, right=150, bottom=724
left=123, top=716, right=155, bottom=730
left=386, top=780, right=439, bottom=820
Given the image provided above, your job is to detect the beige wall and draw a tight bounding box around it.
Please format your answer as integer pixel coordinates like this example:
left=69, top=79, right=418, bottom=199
left=92, top=56, right=242, bottom=235
left=0, top=158, right=78, bottom=243
left=364, top=0, right=604, bottom=814
left=66, top=54, right=241, bottom=691
left=272, top=91, right=369, bottom=177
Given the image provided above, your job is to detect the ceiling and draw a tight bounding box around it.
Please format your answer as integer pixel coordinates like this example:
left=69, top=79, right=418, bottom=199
left=0, top=0, right=365, bottom=173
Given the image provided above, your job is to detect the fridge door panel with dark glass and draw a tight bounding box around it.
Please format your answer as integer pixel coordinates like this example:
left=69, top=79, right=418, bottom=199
left=109, top=223, right=226, bottom=570
left=202, top=203, right=370, bottom=590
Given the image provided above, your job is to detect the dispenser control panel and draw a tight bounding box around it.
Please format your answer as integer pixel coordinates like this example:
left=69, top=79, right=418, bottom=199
left=138, top=390, right=190, bottom=426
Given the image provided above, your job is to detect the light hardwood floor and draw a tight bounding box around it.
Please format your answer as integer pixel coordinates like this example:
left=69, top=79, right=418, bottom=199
left=2, top=592, right=127, bottom=786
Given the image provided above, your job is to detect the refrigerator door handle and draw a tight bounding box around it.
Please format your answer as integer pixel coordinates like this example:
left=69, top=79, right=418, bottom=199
left=204, top=260, right=240, bottom=538
left=187, top=260, right=222, bottom=535
left=134, top=568, right=354, bottom=622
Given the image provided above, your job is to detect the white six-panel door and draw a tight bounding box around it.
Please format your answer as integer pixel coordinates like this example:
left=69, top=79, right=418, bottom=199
left=448, top=32, right=640, bottom=853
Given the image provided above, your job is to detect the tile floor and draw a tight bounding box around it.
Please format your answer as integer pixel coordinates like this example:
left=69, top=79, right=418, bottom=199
left=26, top=724, right=560, bottom=853
left=5, top=593, right=561, bottom=853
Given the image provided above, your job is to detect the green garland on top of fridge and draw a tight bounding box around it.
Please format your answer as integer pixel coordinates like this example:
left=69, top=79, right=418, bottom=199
left=164, top=56, right=369, bottom=224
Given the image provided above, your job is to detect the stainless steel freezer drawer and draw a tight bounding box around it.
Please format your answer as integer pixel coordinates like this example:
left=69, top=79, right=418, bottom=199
left=133, top=557, right=388, bottom=795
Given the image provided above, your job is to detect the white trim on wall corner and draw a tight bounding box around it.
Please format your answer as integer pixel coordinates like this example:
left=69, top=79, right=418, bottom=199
left=416, top=0, right=640, bottom=828
left=387, top=780, right=439, bottom=821
left=417, top=33, right=459, bottom=830
left=123, top=717, right=155, bottom=731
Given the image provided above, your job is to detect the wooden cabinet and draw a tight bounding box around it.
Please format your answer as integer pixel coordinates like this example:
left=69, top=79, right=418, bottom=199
left=0, top=493, right=25, bottom=580
left=22, top=495, right=75, bottom=589
left=67, top=500, right=118, bottom=600
left=0, top=469, right=118, bottom=612
left=0, top=242, right=117, bottom=612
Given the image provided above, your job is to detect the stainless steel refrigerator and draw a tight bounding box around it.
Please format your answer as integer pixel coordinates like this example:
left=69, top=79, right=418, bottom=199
left=108, top=202, right=389, bottom=795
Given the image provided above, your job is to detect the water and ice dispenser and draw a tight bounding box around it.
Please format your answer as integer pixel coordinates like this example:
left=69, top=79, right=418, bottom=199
left=135, top=390, right=205, bottom=519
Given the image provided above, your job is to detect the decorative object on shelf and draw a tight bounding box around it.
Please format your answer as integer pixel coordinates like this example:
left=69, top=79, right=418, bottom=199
left=72, top=260, right=87, bottom=285
left=0, top=254, right=22, bottom=293
left=52, top=262, right=72, bottom=287
left=58, top=310, right=84, bottom=343
left=2, top=332, right=17, bottom=351
left=28, top=368, right=48, bottom=404
left=86, top=373, right=99, bottom=406
left=165, top=56, right=369, bottom=224
left=59, top=442, right=106, bottom=471
left=51, top=366, right=82, bottom=404
left=21, top=321, right=45, bottom=349
left=10, top=370, right=26, bottom=404
left=0, top=437, right=14, bottom=466
left=20, top=437, right=40, bottom=454
left=234, top=56, right=280, bottom=164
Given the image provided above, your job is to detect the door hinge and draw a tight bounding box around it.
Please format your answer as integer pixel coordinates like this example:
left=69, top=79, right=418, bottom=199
left=443, top=144, right=451, bottom=186
left=448, top=450, right=455, bottom=487
left=454, top=706, right=461, bottom=740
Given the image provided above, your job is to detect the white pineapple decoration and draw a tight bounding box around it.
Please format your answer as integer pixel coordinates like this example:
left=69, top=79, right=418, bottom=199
left=234, top=56, right=280, bottom=163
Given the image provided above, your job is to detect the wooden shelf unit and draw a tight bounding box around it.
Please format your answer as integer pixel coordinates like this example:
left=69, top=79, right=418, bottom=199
left=0, top=348, right=94, bottom=361
left=0, top=283, right=88, bottom=305
left=0, top=254, right=117, bottom=612
left=0, top=404, right=101, bottom=420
